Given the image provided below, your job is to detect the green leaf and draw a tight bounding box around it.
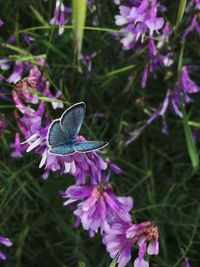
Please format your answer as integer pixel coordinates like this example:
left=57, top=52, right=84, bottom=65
left=78, top=262, right=86, bottom=267
left=109, top=259, right=117, bottom=267
left=175, top=0, right=187, bottom=29
left=29, top=5, right=48, bottom=26
left=107, top=64, right=136, bottom=76
left=178, top=42, right=199, bottom=171
left=72, top=0, right=87, bottom=58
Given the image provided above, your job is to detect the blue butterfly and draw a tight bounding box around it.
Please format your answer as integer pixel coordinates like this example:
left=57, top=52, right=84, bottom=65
left=47, top=102, right=108, bottom=156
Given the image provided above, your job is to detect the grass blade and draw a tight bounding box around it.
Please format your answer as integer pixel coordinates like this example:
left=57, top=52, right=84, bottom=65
left=109, top=259, right=117, bottom=267
left=72, top=0, right=87, bottom=58
left=175, top=0, right=187, bottom=29
left=178, top=42, right=199, bottom=171
left=29, top=5, right=48, bottom=26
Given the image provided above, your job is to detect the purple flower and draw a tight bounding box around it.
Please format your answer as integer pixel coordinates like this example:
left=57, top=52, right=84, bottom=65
left=184, top=15, right=200, bottom=38
left=127, top=66, right=200, bottom=143
left=11, top=92, right=114, bottom=182
left=81, top=52, right=97, bottom=72
left=181, top=258, right=191, bottom=267
left=0, top=58, right=12, bottom=71
left=23, top=130, right=111, bottom=183
left=61, top=181, right=133, bottom=236
left=0, top=18, right=4, bottom=27
left=0, top=236, right=12, bottom=261
left=114, top=0, right=120, bottom=4
left=50, top=0, right=71, bottom=35
left=194, top=0, right=200, bottom=9
left=103, top=221, right=159, bottom=267
left=0, top=114, right=7, bottom=135
left=141, top=38, right=173, bottom=88
left=21, top=33, right=35, bottom=46
left=7, top=61, right=31, bottom=84
left=115, top=0, right=164, bottom=50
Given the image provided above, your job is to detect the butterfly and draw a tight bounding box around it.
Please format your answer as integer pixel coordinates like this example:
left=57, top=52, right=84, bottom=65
left=47, top=102, right=108, bottom=156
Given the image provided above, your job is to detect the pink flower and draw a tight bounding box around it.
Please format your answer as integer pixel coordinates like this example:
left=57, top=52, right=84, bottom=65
left=0, top=236, right=12, bottom=261
left=103, top=220, right=159, bottom=267
left=61, top=182, right=133, bottom=236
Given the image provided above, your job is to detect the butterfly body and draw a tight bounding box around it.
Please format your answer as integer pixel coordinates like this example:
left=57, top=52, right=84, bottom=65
left=47, top=102, right=108, bottom=156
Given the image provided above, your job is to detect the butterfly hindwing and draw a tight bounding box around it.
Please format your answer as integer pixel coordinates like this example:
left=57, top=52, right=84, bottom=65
left=49, top=145, right=75, bottom=155
left=48, top=119, right=66, bottom=147
left=60, top=102, right=85, bottom=140
left=73, top=141, right=108, bottom=153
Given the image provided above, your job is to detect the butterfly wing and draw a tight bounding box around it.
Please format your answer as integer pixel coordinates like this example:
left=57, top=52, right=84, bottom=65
left=60, top=102, right=86, bottom=140
left=49, top=145, right=75, bottom=156
left=48, top=119, right=66, bottom=147
left=73, top=141, right=108, bottom=153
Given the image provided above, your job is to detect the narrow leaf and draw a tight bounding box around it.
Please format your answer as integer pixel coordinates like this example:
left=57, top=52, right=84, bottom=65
left=29, top=5, right=48, bottom=26
left=107, top=64, right=136, bottom=76
left=72, top=0, right=87, bottom=58
left=109, top=259, right=117, bottom=267
left=175, top=0, right=187, bottom=29
left=178, top=42, right=199, bottom=171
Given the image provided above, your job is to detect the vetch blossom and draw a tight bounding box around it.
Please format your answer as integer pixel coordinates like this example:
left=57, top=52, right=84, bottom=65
left=23, top=126, right=115, bottom=183
left=127, top=66, right=200, bottom=143
left=115, top=0, right=164, bottom=50
left=184, top=14, right=200, bottom=38
left=103, top=220, right=159, bottom=267
left=61, top=180, right=133, bottom=236
left=81, top=52, right=97, bottom=72
left=0, top=236, right=12, bottom=261
left=141, top=38, right=173, bottom=88
left=0, top=18, right=4, bottom=27
left=50, top=0, right=71, bottom=35
left=181, top=258, right=191, bottom=267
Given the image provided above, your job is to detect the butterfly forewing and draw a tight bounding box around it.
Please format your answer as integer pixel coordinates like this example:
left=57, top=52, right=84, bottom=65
left=48, top=119, right=66, bottom=147
left=60, top=102, right=85, bottom=140
left=73, top=141, right=108, bottom=153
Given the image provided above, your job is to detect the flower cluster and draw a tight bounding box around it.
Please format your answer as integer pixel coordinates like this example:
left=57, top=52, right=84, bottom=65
left=181, top=258, right=191, bottom=267
left=127, top=66, right=200, bottom=143
left=184, top=0, right=200, bottom=38
left=50, top=0, right=71, bottom=35
left=0, top=236, right=12, bottom=261
left=115, top=0, right=173, bottom=88
left=103, top=220, right=159, bottom=267
left=115, top=0, right=164, bottom=50
left=61, top=179, right=133, bottom=236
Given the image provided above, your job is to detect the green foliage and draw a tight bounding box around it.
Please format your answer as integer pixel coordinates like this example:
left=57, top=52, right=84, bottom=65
left=72, top=0, right=87, bottom=58
left=176, top=0, right=188, bottom=29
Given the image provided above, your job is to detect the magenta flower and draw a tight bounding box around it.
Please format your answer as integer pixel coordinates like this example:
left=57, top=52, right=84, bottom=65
left=103, top=220, right=159, bottom=267
left=115, top=0, right=164, bottom=50
left=184, top=15, right=200, bottom=38
left=61, top=181, right=133, bottom=236
left=0, top=236, right=12, bottom=261
left=0, top=18, right=4, bottom=27
left=81, top=52, right=97, bottom=72
left=23, top=129, right=112, bottom=183
left=0, top=114, right=7, bottom=135
left=7, top=61, right=31, bottom=84
left=194, top=0, right=200, bottom=9
left=127, top=66, right=200, bottom=143
left=181, top=258, right=191, bottom=267
left=141, top=38, right=173, bottom=88
left=0, top=58, right=12, bottom=71
left=50, top=0, right=71, bottom=35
